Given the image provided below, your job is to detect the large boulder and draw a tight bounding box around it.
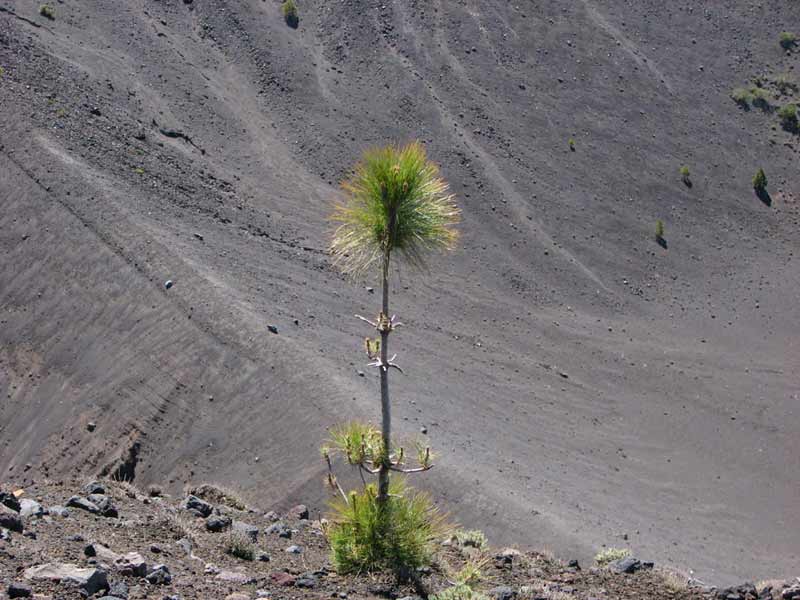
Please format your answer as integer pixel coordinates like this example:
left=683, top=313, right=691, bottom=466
left=24, top=563, right=108, bottom=596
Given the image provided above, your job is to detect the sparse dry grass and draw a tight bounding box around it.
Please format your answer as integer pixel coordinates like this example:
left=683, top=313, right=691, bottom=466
left=185, top=482, right=247, bottom=511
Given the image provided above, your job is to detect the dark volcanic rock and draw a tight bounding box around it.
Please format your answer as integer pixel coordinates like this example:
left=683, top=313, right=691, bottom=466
left=287, top=504, right=309, bottom=520
left=609, top=556, right=642, bottom=574
left=7, top=582, right=32, bottom=598
left=183, top=494, right=212, bottom=518
left=145, top=563, right=172, bottom=585
left=83, top=481, right=106, bottom=495
left=206, top=514, right=232, bottom=532
left=0, top=491, right=21, bottom=513
left=87, top=493, right=119, bottom=517
left=66, top=495, right=100, bottom=514
left=0, top=504, right=23, bottom=532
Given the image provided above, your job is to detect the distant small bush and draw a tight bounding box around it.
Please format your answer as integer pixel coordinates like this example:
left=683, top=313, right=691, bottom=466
left=778, top=103, right=798, bottom=131
left=753, top=168, right=768, bottom=192
left=453, top=529, right=488, bottom=550
left=187, top=483, right=247, bottom=511
left=655, top=219, right=665, bottom=241
left=679, top=166, right=690, bottom=186
left=750, top=86, right=771, bottom=110
left=731, top=88, right=751, bottom=107
left=431, top=584, right=490, bottom=600
left=779, top=32, right=797, bottom=50
left=39, top=4, right=55, bottom=19
left=224, top=531, right=256, bottom=561
left=775, top=74, right=798, bottom=95
left=282, top=0, right=299, bottom=27
left=326, top=479, right=448, bottom=574
left=453, top=559, right=488, bottom=589
left=595, top=547, right=631, bottom=566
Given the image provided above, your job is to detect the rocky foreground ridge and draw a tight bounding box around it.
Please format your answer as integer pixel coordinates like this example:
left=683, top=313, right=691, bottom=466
left=0, top=479, right=797, bottom=600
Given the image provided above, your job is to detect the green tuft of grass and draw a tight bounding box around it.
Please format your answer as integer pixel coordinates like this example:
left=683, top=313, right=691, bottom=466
left=753, top=168, right=768, bottom=192
left=731, top=87, right=752, bottom=107
left=39, top=4, right=55, bottom=19
left=133, top=167, right=145, bottom=175
left=568, top=137, right=575, bottom=151
left=655, top=219, right=665, bottom=241
left=679, top=166, right=690, bottom=185
left=779, top=32, right=797, bottom=50
left=595, top=547, right=631, bottom=567
left=224, top=531, right=256, bottom=561
left=282, top=0, right=299, bottom=27
left=431, top=584, right=490, bottom=600
left=778, top=103, right=798, bottom=131
left=325, top=478, right=449, bottom=574
left=453, top=529, right=488, bottom=550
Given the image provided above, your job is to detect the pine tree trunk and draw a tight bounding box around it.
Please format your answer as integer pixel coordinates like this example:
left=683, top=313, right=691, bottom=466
left=377, top=254, right=391, bottom=505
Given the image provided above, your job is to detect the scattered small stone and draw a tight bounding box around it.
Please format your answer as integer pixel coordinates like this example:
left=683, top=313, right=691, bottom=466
left=489, top=586, right=516, bottom=600
left=108, top=581, right=129, bottom=599
left=264, top=511, right=279, bottom=522
left=145, top=564, right=172, bottom=585
left=86, top=493, right=119, bottom=517
left=608, top=556, right=642, bottom=574
left=287, top=504, right=309, bottom=520
left=176, top=538, right=193, bottom=555
left=285, top=545, right=302, bottom=554
left=232, top=520, right=259, bottom=542
left=0, top=491, right=21, bottom=512
left=19, top=499, right=44, bottom=518
left=87, top=421, right=96, bottom=432
left=183, top=495, right=213, bottom=518
left=66, top=495, right=100, bottom=514
left=295, top=573, right=318, bottom=589
left=270, top=571, right=295, bottom=587
left=206, top=514, right=232, bottom=532
left=0, top=505, right=23, bottom=532
left=164, top=280, right=174, bottom=289
left=258, top=552, right=270, bottom=562
left=225, top=594, right=250, bottom=600
left=48, top=505, right=69, bottom=517
left=150, top=544, right=162, bottom=554
left=193, top=233, right=204, bottom=241
left=267, top=325, right=279, bottom=334
left=83, top=481, right=106, bottom=495
left=215, top=570, right=255, bottom=584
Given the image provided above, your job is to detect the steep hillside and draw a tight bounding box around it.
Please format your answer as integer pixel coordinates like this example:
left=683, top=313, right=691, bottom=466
left=1, top=0, right=798, bottom=585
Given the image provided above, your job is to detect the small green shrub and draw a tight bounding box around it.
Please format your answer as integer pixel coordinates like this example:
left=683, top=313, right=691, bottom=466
left=431, top=584, right=490, bottom=600
left=679, top=166, right=690, bottom=185
left=778, top=103, right=798, bottom=130
left=779, top=32, right=797, bottom=50
left=282, top=0, right=298, bottom=27
left=655, top=219, right=665, bottom=240
left=39, top=4, right=55, bottom=19
left=224, top=531, right=256, bottom=561
left=452, top=559, right=488, bottom=589
left=0, top=67, right=5, bottom=78
left=730, top=88, right=751, bottom=106
left=750, top=86, right=771, bottom=110
left=453, top=529, right=488, bottom=550
left=753, top=168, right=768, bottom=192
left=568, top=138, right=575, bottom=151
left=133, top=167, right=145, bottom=175
left=595, top=547, right=631, bottom=566
left=775, top=74, right=798, bottom=94
left=326, top=478, right=449, bottom=574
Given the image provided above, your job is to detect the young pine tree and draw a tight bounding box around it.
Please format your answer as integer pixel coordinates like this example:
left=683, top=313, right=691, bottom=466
left=325, top=142, right=459, bottom=572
